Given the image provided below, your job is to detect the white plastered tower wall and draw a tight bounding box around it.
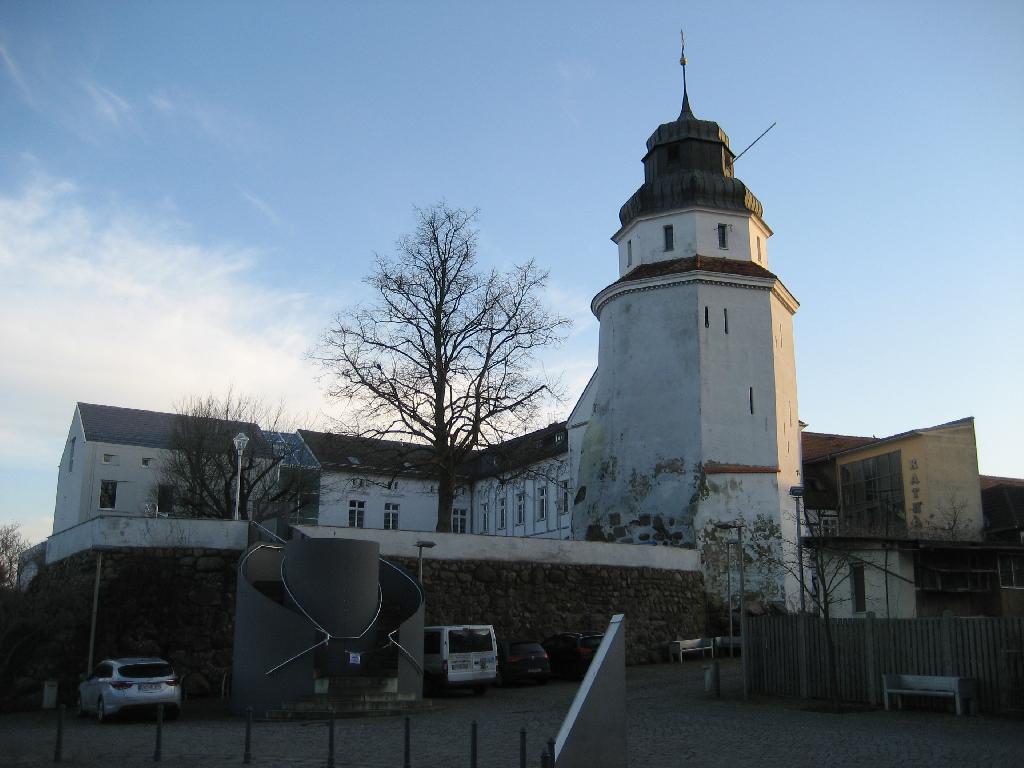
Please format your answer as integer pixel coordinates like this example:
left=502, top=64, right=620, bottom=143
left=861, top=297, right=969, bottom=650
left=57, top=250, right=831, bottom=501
left=571, top=61, right=802, bottom=606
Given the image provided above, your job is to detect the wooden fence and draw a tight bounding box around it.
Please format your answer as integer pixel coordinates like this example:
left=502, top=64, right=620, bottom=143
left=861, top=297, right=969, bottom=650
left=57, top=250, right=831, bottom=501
left=747, top=613, right=1024, bottom=713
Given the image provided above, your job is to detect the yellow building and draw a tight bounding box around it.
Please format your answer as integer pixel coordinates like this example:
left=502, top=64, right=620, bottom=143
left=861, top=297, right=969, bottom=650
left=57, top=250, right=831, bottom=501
left=801, top=418, right=1023, bottom=618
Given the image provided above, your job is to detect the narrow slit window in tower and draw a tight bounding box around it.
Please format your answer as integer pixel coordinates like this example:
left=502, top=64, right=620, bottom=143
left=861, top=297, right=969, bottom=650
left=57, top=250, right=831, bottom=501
left=704, top=306, right=709, bottom=328
left=627, top=239, right=633, bottom=266
left=724, top=308, right=729, bottom=334
left=749, top=387, right=754, bottom=414
left=756, top=237, right=762, bottom=261
left=664, top=225, right=674, bottom=251
left=717, top=223, right=728, bottom=249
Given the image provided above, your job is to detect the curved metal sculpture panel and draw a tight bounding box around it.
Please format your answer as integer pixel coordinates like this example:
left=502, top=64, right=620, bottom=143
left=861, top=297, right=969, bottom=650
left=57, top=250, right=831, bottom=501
left=231, top=534, right=423, bottom=715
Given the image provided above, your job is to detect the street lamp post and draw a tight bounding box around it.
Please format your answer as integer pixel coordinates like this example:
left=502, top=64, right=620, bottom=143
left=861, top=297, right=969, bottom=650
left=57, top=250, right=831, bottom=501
left=716, top=520, right=748, bottom=700
left=233, top=432, right=250, bottom=521
left=415, top=540, right=436, bottom=583
left=790, top=485, right=806, bottom=613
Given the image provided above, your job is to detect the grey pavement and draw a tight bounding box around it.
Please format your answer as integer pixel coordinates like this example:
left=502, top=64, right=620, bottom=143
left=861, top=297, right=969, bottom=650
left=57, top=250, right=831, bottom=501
left=2, top=660, right=1022, bottom=767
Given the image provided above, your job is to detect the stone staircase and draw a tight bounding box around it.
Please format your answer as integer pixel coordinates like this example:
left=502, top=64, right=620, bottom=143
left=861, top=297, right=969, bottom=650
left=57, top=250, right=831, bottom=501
left=265, top=675, right=435, bottom=720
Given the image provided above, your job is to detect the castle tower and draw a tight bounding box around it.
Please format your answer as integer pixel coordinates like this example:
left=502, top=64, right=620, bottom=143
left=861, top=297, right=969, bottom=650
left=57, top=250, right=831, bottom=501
left=571, top=46, right=802, bottom=605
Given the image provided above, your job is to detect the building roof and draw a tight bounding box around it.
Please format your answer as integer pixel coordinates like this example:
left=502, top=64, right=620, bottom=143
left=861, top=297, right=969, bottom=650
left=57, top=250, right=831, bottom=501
left=616, top=255, right=776, bottom=286
left=77, top=402, right=182, bottom=450
left=468, top=422, right=568, bottom=479
left=801, top=417, right=976, bottom=464
left=801, top=431, right=877, bottom=463
left=77, top=402, right=270, bottom=457
left=980, top=475, right=1024, bottom=491
left=297, top=430, right=438, bottom=474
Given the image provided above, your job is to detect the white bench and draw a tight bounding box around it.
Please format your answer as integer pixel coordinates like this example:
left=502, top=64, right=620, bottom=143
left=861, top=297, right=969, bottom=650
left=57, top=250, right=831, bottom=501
left=882, top=674, right=977, bottom=716
left=667, top=638, right=713, bottom=662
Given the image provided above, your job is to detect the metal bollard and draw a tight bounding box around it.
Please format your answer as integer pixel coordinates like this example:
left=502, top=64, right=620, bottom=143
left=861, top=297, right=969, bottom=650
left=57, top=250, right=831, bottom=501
left=154, top=704, right=163, bottom=762
left=470, top=720, right=478, bottom=768
left=54, top=704, right=64, bottom=763
left=327, top=708, right=335, bottom=768
left=403, top=716, right=411, bottom=768
left=519, top=727, right=526, bottom=768
left=243, top=707, right=252, bottom=764
left=704, top=660, right=721, bottom=698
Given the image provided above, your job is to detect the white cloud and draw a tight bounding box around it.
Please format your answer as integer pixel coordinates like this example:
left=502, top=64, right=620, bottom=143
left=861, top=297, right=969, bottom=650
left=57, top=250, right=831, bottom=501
left=0, top=42, right=35, bottom=106
left=0, top=176, right=329, bottom=469
left=148, top=88, right=261, bottom=152
left=82, top=80, right=133, bottom=127
left=238, top=187, right=283, bottom=227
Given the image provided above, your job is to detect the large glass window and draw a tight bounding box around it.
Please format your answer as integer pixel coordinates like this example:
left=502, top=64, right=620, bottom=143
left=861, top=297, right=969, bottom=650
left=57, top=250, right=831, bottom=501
left=498, top=497, right=507, bottom=529
left=536, top=486, right=547, bottom=521
left=839, top=451, right=906, bottom=536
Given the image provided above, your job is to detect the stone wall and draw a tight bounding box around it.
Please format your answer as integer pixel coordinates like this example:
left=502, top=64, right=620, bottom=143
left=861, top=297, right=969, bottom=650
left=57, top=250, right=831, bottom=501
left=11, top=544, right=702, bottom=708
left=399, top=556, right=705, bottom=665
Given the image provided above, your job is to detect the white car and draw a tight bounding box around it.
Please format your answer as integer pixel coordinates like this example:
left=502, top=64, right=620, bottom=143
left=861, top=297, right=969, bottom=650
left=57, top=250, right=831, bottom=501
left=78, top=658, right=182, bottom=722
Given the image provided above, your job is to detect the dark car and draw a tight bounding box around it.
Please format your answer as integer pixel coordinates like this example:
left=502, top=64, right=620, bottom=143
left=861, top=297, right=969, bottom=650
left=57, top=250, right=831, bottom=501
left=495, top=640, right=551, bottom=686
left=541, top=632, right=604, bottom=679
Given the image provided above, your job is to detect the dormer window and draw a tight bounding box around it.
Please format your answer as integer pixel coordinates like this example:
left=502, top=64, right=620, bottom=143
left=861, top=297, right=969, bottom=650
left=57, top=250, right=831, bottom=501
left=663, top=225, right=674, bottom=252
left=717, top=224, right=729, bottom=249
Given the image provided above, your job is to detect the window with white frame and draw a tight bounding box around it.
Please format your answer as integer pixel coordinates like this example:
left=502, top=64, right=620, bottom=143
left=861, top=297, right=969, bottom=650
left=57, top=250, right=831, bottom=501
left=452, top=507, right=468, bottom=534
left=141, top=457, right=154, bottom=468
left=348, top=499, right=365, bottom=528
left=999, top=555, right=1024, bottom=589
left=498, top=497, right=507, bottom=529
left=536, top=485, right=547, bottom=521
left=386, top=479, right=399, bottom=491
left=515, top=493, right=525, bottom=525
left=350, top=477, right=367, bottom=490
left=102, top=453, right=116, bottom=464
left=100, top=480, right=117, bottom=510
left=560, top=480, right=570, bottom=514
left=384, top=502, right=399, bottom=530
left=481, top=502, right=489, bottom=533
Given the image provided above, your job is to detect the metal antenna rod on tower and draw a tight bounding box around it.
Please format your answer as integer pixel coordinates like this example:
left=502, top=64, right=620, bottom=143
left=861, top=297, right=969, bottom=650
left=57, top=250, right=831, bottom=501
left=731, top=122, right=777, bottom=165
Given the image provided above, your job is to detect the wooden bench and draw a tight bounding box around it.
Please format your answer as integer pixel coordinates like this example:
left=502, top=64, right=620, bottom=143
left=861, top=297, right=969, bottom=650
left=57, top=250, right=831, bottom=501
left=667, top=638, right=713, bottom=662
left=882, top=674, right=977, bottom=715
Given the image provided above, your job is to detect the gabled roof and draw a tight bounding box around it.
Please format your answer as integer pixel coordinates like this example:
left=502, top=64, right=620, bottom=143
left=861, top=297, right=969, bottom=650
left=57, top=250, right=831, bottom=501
left=801, top=417, right=975, bottom=464
left=77, top=402, right=268, bottom=456
left=980, top=475, right=1024, bottom=491
left=616, top=255, right=776, bottom=285
left=77, top=403, right=181, bottom=450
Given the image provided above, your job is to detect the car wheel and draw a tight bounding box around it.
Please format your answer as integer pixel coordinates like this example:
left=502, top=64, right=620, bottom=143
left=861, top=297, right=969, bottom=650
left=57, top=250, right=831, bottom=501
left=96, top=697, right=105, bottom=723
left=76, top=694, right=88, bottom=718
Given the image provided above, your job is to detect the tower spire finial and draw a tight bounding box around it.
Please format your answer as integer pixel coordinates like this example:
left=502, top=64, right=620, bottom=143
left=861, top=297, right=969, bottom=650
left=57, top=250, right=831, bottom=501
left=679, top=29, right=694, bottom=118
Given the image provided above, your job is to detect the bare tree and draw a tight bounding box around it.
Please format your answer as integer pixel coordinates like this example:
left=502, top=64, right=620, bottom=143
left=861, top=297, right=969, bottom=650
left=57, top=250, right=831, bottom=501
left=314, top=203, right=570, bottom=532
left=0, top=523, right=29, bottom=592
left=160, top=393, right=319, bottom=524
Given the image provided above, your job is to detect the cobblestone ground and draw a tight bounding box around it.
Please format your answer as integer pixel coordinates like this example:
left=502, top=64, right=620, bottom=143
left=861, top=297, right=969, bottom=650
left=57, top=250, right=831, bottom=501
left=2, top=660, right=1022, bottom=767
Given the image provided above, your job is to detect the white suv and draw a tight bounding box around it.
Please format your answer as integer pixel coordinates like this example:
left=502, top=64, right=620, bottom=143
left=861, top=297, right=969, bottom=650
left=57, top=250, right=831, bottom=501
left=78, top=658, right=182, bottom=722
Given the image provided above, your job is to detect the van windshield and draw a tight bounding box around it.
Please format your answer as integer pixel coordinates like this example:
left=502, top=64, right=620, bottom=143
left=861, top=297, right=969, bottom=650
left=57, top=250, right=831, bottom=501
left=448, top=629, right=492, bottom=654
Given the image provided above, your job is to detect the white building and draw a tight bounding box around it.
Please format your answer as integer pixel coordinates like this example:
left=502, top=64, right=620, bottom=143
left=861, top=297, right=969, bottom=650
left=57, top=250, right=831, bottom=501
left=568, top=65, right=802, bottom=604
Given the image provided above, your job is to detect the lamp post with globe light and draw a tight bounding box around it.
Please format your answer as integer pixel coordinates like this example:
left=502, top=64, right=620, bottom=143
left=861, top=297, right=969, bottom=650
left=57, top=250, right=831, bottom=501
left=233, top=432, right=250, bottom=521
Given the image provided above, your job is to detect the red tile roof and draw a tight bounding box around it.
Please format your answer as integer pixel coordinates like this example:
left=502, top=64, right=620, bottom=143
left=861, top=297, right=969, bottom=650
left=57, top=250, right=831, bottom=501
left=801, top=431, right=877, bottom=462
left=615, top=255, right=776, bottom=285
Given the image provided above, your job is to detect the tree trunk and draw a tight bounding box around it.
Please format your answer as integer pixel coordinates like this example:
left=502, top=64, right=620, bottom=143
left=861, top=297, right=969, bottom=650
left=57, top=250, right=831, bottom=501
left=435, top=472, right=455, bottom=533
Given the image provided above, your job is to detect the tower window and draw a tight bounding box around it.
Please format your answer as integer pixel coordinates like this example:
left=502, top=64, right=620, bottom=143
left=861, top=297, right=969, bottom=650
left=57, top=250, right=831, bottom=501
left=627, top=239, right=633, bottom=266
left=667, top=144, right=680, bottom=164
left=724, top=308, right=729, bottom=334
left=749, top=387, right=754, bottom=414
left=756, top=237, right=762, bottom=261
left=664, top=225, right=674, bottom=252
left=717, top=224, right=729, bottom=249
left=704, top=306, right=709, bottom=328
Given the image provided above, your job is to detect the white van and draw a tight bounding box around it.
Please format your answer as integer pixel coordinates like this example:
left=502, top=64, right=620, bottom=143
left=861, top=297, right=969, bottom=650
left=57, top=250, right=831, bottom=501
left=423, top=625, right=498, bottom=695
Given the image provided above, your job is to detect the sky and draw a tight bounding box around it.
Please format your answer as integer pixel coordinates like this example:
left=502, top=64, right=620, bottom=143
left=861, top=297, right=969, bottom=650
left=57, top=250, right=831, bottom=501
left=2, top=1, right=1023, bottom=546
